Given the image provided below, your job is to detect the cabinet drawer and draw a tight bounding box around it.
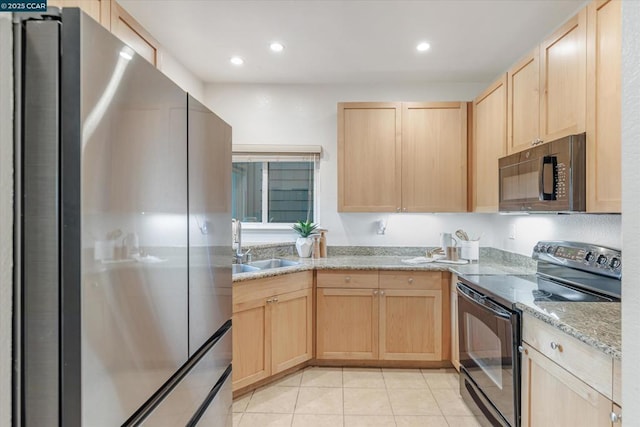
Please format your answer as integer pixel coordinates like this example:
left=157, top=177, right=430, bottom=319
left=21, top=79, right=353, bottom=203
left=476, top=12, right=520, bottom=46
left=379, top=271, right=441, bottom=290
left=522, top=313, right=612, bottom=399
left=233, top=271, right=312, bottom=309
left=317, top=270, right=379, bottom=289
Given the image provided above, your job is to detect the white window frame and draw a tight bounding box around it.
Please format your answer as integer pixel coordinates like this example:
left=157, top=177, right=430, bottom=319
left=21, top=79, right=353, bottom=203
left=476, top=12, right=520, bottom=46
left=232, top=150, right=320, bottom=230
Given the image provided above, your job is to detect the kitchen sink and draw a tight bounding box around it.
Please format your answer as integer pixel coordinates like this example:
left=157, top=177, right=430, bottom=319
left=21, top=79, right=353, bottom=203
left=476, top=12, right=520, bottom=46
left=247, top=258, right=300, bottom=270
left=232, top=264, right=261, bottom=274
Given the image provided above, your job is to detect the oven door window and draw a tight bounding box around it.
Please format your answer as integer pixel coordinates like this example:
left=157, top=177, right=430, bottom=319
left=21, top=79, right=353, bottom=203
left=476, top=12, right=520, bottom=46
left=458, top=290, right=516, bottom=426
left=464, top=312, right=505, bottom=389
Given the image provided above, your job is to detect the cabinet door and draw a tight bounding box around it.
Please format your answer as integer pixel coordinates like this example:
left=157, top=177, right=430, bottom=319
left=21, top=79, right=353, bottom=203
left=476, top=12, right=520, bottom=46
left=401, top=102, right=468, bottom=212
left=48, top=0, right=110, bottom=28
left=507, top=49, right=540, bottom=154
left=586, top=0, right=622, bottom=213
left=539, top=9, right=587, bottom=141
left=472, top=76, right=507, bottom=212
left=379, top=289, right=442, bottom=361
left=316, top=288, right=379, bottom=360
left=338, top=103, right=402, bottom=212
left=110, top=0, right=159, bottom=66
left=271, top=288, right=313, bottom=374
left=521, top=344, right=612, bottom=427
left=232, top=298, right=270, bottom=391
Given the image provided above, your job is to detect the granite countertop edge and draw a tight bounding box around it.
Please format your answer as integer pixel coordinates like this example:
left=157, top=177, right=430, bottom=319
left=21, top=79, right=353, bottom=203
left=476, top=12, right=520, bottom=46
left=230, top=255, right=533, bottom=282
left=516, top=302, right=621, bottom=360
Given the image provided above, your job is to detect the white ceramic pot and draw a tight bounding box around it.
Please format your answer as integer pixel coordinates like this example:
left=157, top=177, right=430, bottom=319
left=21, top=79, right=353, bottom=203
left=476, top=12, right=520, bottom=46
left=295, top=237, right=313, bottom=258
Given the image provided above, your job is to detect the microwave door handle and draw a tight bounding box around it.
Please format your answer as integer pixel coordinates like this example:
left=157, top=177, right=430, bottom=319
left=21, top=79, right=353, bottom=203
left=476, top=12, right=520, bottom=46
left=539, top=155, right=557, bottom=201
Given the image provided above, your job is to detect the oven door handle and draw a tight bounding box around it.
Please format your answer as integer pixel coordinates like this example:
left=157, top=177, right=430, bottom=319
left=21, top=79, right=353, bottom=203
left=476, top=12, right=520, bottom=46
left=457, top=282, right=512, bottom=320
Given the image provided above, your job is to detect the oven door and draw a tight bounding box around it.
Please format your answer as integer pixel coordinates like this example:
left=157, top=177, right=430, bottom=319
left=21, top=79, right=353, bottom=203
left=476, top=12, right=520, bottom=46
left=457, top=282, right=519, bottom=427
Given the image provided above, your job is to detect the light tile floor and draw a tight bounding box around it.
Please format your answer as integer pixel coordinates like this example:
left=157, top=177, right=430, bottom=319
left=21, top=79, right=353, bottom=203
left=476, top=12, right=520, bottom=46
left=232, top=367, right=483, bottom=427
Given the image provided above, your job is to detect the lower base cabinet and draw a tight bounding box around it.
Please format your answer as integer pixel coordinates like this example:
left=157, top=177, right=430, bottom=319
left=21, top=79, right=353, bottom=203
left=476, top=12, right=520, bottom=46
left=232, top=272, right=313, bottom=391
left=521, top=313, right=621, bottom=426
left=316, top=270, right=444, bottom=361
left=521, top=344, right=615, bottom=427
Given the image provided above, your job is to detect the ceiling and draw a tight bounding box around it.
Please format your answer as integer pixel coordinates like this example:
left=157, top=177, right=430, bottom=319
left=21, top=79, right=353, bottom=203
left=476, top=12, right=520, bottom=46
left=118, top=0, right=587, bottom=85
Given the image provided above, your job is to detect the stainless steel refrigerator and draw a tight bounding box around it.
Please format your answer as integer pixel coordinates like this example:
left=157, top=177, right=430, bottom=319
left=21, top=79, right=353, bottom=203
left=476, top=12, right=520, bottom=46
left=13, top=8, right=232, bottom=426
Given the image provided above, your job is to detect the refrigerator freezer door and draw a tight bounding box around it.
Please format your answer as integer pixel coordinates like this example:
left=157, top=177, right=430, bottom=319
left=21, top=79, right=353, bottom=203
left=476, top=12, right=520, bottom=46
left=61, top=9, right=189, bottom=426
left=140, top=326, right=232, bottom=426
left=187, top=95, right=232, bottom=355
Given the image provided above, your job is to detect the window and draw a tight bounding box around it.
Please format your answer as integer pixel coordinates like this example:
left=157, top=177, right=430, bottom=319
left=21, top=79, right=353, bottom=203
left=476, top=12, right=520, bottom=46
left=232, top=148, right=320, bottom=225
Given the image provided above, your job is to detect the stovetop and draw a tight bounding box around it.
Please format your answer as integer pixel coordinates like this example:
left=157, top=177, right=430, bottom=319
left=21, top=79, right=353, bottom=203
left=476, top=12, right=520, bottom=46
left=458, top=274, right=617, bottom=310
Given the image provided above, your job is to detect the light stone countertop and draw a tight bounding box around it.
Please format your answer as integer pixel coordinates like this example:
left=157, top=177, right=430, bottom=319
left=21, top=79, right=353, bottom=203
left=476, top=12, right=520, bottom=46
left=231, top=252, right=620, bottom=360
left=516, top=301, right=621, bottom=360
left=231, top=255, right=535, bottom=283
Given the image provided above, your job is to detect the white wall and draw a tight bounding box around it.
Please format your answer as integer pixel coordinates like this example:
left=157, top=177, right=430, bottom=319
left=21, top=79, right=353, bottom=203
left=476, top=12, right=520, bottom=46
left=0, top=13, right=12, bottom=427
left=204, top=83, right=621, bottom=254
left=158, top=50, right=205, bottom=103
left=621, top=0, right=640, bottom=419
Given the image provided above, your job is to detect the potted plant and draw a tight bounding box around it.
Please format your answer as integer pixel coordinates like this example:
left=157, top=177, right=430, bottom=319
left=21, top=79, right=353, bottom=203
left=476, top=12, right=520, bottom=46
left=292, top=220, right=318, bottom=258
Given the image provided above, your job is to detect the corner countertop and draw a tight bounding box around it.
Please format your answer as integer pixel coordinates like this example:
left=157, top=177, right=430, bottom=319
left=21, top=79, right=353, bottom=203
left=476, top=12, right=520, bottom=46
left=516, top=301, right=621, bottom=360
left=231, top=255, right=535, bottom=283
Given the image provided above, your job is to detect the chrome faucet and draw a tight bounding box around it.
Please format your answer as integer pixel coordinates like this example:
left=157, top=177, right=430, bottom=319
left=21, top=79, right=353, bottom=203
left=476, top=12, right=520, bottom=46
left=232, top=219, right=251, bottom=264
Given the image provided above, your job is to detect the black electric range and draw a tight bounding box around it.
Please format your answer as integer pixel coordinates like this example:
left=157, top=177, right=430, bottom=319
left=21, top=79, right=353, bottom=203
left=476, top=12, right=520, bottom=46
left=457, top=241, right=621, bottom=427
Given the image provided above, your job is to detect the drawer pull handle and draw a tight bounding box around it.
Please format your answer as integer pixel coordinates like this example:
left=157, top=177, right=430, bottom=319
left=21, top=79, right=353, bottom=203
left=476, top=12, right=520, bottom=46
left=550, top=341, right=562, bottom=351
left=345, top=276, right=351, bottom=282
left=373, top=290, right=378, bottom=295
left=408, top=278, right=414, bottom=284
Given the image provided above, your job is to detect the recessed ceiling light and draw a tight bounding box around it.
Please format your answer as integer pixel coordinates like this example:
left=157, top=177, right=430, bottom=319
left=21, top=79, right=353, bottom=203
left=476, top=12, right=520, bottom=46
left=230, top=56, right=244, bottom=66
left=270, top=42, right=285, bottom=52
left=416, top=42, right=431, bottom=52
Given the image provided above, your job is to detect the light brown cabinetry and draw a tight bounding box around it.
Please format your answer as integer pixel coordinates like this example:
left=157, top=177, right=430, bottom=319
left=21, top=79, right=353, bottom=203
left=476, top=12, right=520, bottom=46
left=472, top=75, right=507, bottom=211
left=316, top=270, right=445, bottom=362
left=507, top=8, right=587, bottom=154
left=521, top=343, right=613, bottom=427
left=110, top=0, right=160, bottom=66
left=539, top=9, right=587, bottom=142
left=232, top=272, right=313, bottom=391
left=338, top=103, right=402, bottom=212
left=507, top=49, right=540, bottom=154
left=378, top=272, right=443, bottom=361
left=48, top=0, right=111, bottom=28
left=586, top=0, right=622, bottom=212
left=402, top=103, right=468, bottom=212
left=338, top=102, right=468, bottom=213
left=521, top=313, right=620, bottom=426
left=450, top=274, right=459, bottom=371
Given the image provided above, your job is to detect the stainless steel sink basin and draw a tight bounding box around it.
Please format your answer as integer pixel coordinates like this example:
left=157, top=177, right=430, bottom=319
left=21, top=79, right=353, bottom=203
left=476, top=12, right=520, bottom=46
left=232, top=264, right=261, bottom=274
left=248, top=258, right=300, bottom=270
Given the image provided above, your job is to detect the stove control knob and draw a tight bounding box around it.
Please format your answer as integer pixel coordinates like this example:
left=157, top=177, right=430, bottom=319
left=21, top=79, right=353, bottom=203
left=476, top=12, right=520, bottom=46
left=538, top=245, right=547, bottom=254
left=585, top=252, right=595, bottom=263
left=609, top=257, right=621, bottom=269
left=597, top=255, right=608, bottom=266
left=546, top=246, right=556, bottom=254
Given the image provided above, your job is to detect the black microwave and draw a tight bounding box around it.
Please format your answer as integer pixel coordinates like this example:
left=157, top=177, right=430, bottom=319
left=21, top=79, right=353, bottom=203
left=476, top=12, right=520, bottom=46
left=498, top=133, right=586, bottom=212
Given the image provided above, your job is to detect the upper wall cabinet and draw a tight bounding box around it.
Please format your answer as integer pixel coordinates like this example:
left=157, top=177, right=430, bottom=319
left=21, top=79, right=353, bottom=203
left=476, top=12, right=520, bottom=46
left=586, top=0, right=622, bottom=213
left=338, top=103, right=402, bottom=212
left=338, top=102, right=468, bottom=213
left=49, top=0, right=111, bottom=28
left=507, top=49, right=540, bottom=154
left=472, top=75, right=507, bottom=212
left=539, top=9, right=587, bottom=142
left=507, top=9, right=587, bottom=154
left=402, top=103, right=467, bottom=212
left=110, top=0, right=160, bottom=66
